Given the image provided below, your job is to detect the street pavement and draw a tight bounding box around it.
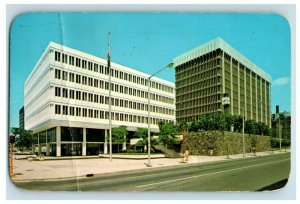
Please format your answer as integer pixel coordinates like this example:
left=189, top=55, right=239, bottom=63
left=11, top=149, right=289, bottom=182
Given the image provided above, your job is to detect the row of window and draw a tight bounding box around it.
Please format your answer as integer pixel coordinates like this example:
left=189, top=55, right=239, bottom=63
left=54, top=104, right=173, bottom=125
left=54, top=86, right=175, bottom=115
left=54, top=69, right=174, bottom=105
left=54, top=50, right=174, bottom=93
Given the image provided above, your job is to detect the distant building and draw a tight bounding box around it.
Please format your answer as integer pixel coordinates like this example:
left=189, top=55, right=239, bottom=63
left=19, top=106, right=24, bottom=130
left=24, top=42, right=175, bottom=157
left=173, top=38, right=271, bottom=127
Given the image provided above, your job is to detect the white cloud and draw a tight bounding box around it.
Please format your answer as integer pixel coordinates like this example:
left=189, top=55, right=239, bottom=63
left=272, top=77, right=289, bottom=86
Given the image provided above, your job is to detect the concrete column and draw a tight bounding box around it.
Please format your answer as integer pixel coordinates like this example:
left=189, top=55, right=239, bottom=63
left=104, top=129, right=108, bottom=154
left=56, top=126, right=61, bottom=157
left=122, top=135, right=127, bottom=151
left=230, top=57, right=233, bottom=115
left=82, top=128, right=86, bottom=156
left=38, top=133, right=41, bottom=155
left=46, top=130, right=50, bottom=156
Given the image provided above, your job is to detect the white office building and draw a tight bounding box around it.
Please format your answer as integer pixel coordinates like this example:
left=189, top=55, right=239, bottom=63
left=24, top=42, right=175, bottom=157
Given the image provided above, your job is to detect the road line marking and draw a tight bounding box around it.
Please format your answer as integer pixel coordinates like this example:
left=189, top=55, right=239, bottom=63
left=136, top=158, right=290, bottom=188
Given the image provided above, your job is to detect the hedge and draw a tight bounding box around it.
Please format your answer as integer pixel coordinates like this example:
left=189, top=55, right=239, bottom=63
left=181, top=130, right=271, bottom=156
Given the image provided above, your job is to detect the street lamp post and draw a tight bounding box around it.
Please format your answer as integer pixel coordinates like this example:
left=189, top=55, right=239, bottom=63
left=242, top=109, right=245, bottom=157
left=107, top=32, right=112, bottom=161
left=146, top=62, right=174, bottom=167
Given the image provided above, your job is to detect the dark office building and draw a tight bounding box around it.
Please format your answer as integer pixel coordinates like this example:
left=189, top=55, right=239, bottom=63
left=174, top=38, right=271, bottom=127
left=19, top=106, right=25, bottom=130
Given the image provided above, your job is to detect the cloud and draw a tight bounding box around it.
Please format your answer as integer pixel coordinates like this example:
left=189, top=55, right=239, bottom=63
left=272, top=77, right=289, bottom=86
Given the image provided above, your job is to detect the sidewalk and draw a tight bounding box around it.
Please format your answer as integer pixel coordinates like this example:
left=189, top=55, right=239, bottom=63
left=11, top=150, right=289, bottom=182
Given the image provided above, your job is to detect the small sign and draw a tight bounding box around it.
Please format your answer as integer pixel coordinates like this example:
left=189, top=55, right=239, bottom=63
left=222, top=97, right=230, bottom=105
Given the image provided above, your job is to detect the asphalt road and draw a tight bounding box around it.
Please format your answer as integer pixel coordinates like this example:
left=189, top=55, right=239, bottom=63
left=14, top=152, right=290, bottom=192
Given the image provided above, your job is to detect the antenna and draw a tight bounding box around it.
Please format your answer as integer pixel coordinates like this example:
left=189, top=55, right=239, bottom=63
left=107, top=31, right=111, bottom=66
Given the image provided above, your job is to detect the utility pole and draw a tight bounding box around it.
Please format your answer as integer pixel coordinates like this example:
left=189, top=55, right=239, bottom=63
left=107, top=32, right=112, bottom=161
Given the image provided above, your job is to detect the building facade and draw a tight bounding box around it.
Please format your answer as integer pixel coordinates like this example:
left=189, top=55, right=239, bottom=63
left=24, top=42, right=175, bottom=156
left=174, top=38, right=271, bottom=127
left=19, top=106, right=24, bottom=130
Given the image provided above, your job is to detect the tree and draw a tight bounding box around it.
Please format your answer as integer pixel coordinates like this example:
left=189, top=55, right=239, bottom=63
left=135, top=128, right=148, bottom=150
left=11, top=128, right=33, bottom=154
left=112, top=126, right=128, bottom=152
left=158, top=122, right=178, bottom=148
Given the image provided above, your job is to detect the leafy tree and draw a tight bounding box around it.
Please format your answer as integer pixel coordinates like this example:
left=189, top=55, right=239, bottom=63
left=112, top=126, right=128, bottom=152
left=11, top=128, right=33, bottom=153
left=158, top=122, right=178, bottom=148
left=135, top=128, right=158, bottom=151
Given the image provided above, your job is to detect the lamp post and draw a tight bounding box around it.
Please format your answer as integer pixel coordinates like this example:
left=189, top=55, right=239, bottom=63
left=107, top=32, right=112, bottom=161
left=147, top=62, right=174, bottom=167
left=242, top=109, right=245, bottom=157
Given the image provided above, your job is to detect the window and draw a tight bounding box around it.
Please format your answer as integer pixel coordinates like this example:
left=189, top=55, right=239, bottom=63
left=88, top=62, right=93, bottom=71
left=62, top=71, right=68, bottom=80
left=105, top=82, right=109, bottom=90
left=76, top=91, right=81, bottom=100
left=115, top=84, right=119, bottom=92
left=69, top=90, right=75, bottom=99
left=76, top=74, right=81, bottom=84
left=62, top=106, right=68, bottom=115
left=69, top=56, right=74, bottom=65
left=69, top=73, right=74, bottom=82
left=70, top=106, right=75, bottom=116
left=88, top=77, right=93, bottom=86
left=120, top=85, right=123, bottom=93
left=55, top=51, right=61, bottom=62
left=120, top=71, right=123, bottom=79
left=88, top=93, right=93, bottom=102
left=94, top=110, right=99, bottom=118
left=82, top=60, right=87, bottom=69
left=55, top=69, right=61, bottom=79
left=94, top=95, right=99, bottom=103
left=100, top=65, right=104, bottom=74
left=76, top=58, right=81, bottom=67
left=55, top=105, right=61, bottom=114
left=99, top=80, right=104, bottom=89
left=105, top=96, right=109, bottom=104
left=94, top=79, right=98, bottom=88
left=100, top=95, right=104, bottom=104
left=115, top=99, right=119, bottom=106
left=82, top=92, right=87, bottom=101
left=83, top=108, right=87, bottom=117
left=55, top=87, right=61, bottom=97
left=82, top=76, right=87, bottom=85
left=76, top=107, right=81, bottom=116
left=88, top=109, right=93, bottom=118
left=124, top=73, right=128, bottom=80
left=94, top=63, right=98, bottom=72
left=62, top=53, right=68, bottom=63
left=100, top=111, right=104, bottom=119
left=62, top=88, right=68, bottom=98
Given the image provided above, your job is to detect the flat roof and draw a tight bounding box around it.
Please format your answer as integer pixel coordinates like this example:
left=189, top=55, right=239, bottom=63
left=173, top=37, right=272, bottom=82
left=25, top=42, right=175, bottom=87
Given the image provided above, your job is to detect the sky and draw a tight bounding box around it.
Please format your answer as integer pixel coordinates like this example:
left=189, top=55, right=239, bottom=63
left=9, top=12, right=291, bottom=128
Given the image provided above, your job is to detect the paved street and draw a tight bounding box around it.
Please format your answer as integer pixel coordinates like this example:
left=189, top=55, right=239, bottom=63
left=14, top=152, right=290, bottom=192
